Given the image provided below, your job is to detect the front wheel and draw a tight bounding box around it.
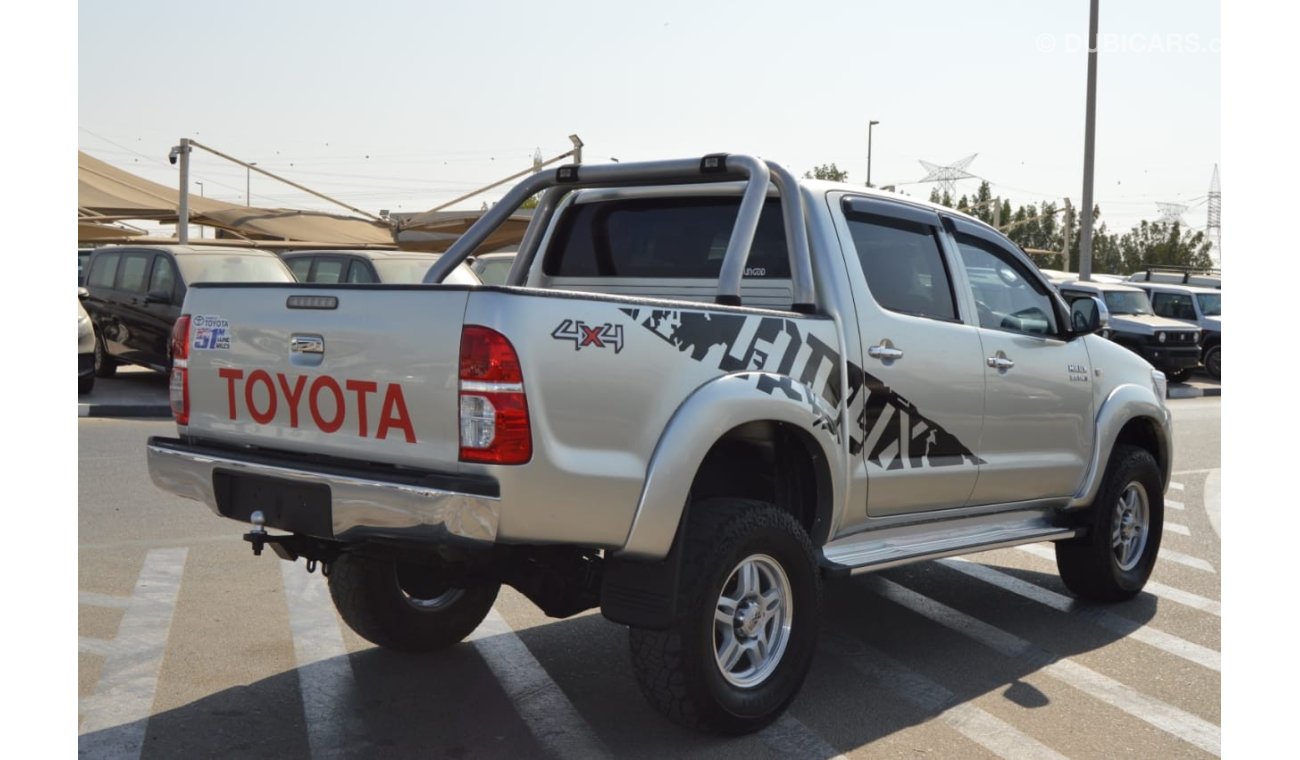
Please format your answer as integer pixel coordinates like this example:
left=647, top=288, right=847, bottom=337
left=628, top=499, right=820, bottom=735
left=93, top=334, right=117, bottom=378
left=1055, top=445, right=1164, bottom=601
left=1165, top=368, right=1194, bottom=384
left=1203, top=345, right=1220, bottom=381
left=327, top=554, right=499, bottom=653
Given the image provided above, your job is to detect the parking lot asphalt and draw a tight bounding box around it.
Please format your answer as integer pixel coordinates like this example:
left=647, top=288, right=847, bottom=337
left=77, top=364, right=1221, bottom=419
left=79, top=365, right=172, bottom=418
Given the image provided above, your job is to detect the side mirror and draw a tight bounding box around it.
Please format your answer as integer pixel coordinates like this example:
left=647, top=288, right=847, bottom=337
left=145, top=289, right=172, bottom=305
left=77, top=287, right=89, bottom=301
left=1070, top=296, right=1110, bottom=337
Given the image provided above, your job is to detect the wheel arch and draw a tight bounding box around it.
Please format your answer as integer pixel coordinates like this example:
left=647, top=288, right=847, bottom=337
left=615, top=372, right=845, bottom=561
left=1068, top=383, right=1172, bottom=509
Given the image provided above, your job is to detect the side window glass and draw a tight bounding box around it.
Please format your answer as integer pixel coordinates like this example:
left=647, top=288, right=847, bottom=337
left=955, top=233, right=1059, bottom=336
left=288, top=258, right=313, bottom=281
left=1150, top=292, right=1174, bottom=317
left=346, top=261, right=377, bottom=283
left=313, top=258, right=345, bottom=284
left=117, top=252, right=152, bottom=294
left=149, top=256, right=176, bottom=298
left=88, top=253, right=120, bottom=288
left=844, top=210, right=957, bottom=321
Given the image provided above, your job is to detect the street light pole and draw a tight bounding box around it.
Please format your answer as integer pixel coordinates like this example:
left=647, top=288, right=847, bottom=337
left=1078, top=0, right=1100, bottom=281
left=195, top=181, right=204, bottom=239
left=867, top=120, right=880, bottom=188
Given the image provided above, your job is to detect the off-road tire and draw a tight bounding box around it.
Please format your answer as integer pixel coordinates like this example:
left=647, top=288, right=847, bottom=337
left=79, top=372, right=95, bottom=395
left=1165, top=368, right=1194, bottom=384
left=93, top=334, right=117, bottom=378
left=327, top=553, right=499, bottom=653
left=628, top=498, right=820, bottom=735
left=1056, top=444, right=1164, bottom=601
left=1203, top=344, right=1220, bottom=381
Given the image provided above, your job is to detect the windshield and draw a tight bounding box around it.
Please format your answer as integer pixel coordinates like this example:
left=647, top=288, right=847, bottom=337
left=1102, top=290, right=1152, bottom=315
left=373, top=258, right=479, bottom=285
left=175, top=253, right=293, bottom=283
left=1196, top=293, right=1221, bottom=316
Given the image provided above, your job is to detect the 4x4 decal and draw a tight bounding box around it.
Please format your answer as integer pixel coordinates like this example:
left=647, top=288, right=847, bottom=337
left=552, top=319, right=625, bottom=353
left=620, top=308, right=982, bottom=469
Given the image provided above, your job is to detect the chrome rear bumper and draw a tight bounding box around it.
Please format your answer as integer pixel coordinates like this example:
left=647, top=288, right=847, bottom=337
left=146, top=438, right=499, bottom=543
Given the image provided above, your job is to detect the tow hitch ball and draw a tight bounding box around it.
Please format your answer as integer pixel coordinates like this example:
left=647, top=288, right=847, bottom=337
left=244, top=511, right=270, bottom=556
left=241, top=512, right=332, bottom=575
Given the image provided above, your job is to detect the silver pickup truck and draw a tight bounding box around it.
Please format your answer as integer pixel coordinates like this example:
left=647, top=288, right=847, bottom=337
left=148, top=154, right=1171, bottom=735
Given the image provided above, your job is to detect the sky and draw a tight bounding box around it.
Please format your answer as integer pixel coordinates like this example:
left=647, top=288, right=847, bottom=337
left=76, top=0, right=1220, bottom=236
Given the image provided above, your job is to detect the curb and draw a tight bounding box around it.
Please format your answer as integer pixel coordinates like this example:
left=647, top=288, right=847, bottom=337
left=79, top=403, right=173, bottom=418
left=1167, top=385, right=1221, bottom=400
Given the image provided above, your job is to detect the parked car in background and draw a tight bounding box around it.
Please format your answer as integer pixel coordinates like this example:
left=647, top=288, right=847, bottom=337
left=1132, top=281, right=1221, bottom=380
left=1057, top=279, right=1201, bottom=382
left=81, top=245, right=295, bottom=377
left=79, top=248, right=93, bottom=286
left=78, top=292, right=95, bottom=394
left=1127, top=267, right=1221, bottom=289
left=468, top=251, right=517, bottom=285
left=280, top=249, right=480, bottom=285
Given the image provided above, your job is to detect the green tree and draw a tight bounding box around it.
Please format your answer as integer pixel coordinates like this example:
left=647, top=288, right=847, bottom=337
left=1117, top=221, right=1215, bottom=274
left=804, top=163, right=849, bottom=182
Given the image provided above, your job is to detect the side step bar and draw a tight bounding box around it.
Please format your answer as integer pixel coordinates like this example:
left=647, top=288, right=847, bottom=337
left=819, top=509, right=1078, bottom=576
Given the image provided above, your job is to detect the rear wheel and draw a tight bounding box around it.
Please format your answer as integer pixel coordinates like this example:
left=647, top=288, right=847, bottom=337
left=1056, top=445, right=1164, bottom=601
left=327, top=554, right=498, bottom=652
left=93, top=334, right=117, bottom=378
left=79, top=372, right=95, bottom=395
left=628, top=499, right=820, bottom=735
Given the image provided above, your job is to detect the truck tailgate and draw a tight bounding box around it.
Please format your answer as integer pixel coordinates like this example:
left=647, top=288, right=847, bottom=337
left=181, top=285, right=469, bottom=471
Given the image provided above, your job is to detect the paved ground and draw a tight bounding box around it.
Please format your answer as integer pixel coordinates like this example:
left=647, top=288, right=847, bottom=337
left=77, top=399, right=1222, bottom=758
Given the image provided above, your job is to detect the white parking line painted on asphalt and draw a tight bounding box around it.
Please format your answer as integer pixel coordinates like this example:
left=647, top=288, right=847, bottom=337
left=758, top=714, right=850, bottom=760
left=79, top=636, right=115, bottom=658
left=1015, top=545, right=1221, bottom=616
left=1159, top=548, right=1216, bottom=573
left=468, top=609, right=612, bottom=759
left=281, top=562, right=367, bottom=760
left=1169, top=482, right=1185, bottom=491
left=1166, top=499, right=1185, bottom=510
left=1172, top=468, right=1216, bottom=476
left=79, top=591, right=131, bottom=609
left=865, top=576, right=1221, bottom=757
left=1165, top=522, right=1191, bottom=536
left=79, top=547, right=188, bottom=759
left=943, top=559, right=1219, bottom=672
left=820, top=631, right=1068, bottom=760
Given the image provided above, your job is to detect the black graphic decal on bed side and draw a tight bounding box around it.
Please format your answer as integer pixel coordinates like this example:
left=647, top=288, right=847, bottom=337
left=619, top=308, right=982, bottom=468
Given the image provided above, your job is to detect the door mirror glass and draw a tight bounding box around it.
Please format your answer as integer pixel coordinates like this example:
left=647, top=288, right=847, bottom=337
left=1070, top=295, right=1110, bottom=335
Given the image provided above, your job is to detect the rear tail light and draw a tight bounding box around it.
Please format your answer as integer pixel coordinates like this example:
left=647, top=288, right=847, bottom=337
left=458, top=325, right=531, bottom=464
left=169, top=316, right=191, bottom=425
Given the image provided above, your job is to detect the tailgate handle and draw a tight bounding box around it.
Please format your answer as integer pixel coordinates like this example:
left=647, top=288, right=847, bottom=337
left=291, top=336, right=324, bottom=354
left=290, top=334, right=325, bottom=366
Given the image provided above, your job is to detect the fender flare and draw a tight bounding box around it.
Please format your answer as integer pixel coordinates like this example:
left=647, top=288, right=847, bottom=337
left=614, top=372, right=846, bottom=560
left=1068, top=382, right=1172, bottom=509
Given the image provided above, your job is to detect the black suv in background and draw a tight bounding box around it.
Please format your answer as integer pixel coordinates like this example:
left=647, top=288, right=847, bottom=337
left=80, top=245, right=294, bottom=376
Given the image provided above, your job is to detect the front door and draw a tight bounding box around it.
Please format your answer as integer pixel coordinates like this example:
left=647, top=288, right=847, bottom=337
left=947, top=218, right=1094, bottom=505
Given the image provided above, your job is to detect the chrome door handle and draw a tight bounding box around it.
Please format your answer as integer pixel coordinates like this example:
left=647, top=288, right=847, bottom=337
left=987, top=356, right=1015, bottom=370
left=868, top=344, right=904, bottom=361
